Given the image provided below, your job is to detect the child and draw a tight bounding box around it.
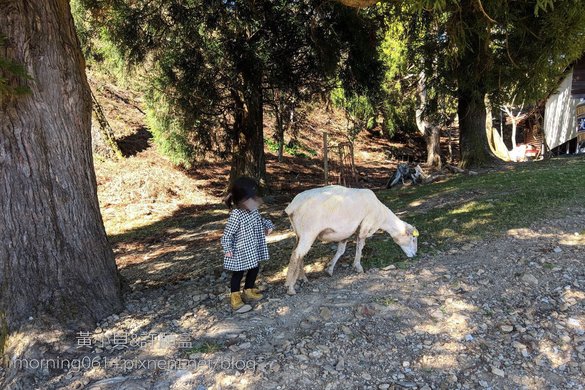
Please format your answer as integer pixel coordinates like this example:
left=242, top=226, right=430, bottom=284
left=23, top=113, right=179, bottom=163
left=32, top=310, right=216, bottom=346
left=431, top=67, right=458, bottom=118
left=221, top=177, right=275, bottom=312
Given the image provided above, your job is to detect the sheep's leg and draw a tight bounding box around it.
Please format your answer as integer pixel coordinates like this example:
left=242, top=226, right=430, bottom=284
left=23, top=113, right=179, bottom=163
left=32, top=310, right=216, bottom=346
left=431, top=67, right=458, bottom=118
left=285, top=253, right=301, bottom=295
left=326, top=240, right=348, bottom=276
left=285, top=235, right=316, bottom=295
left=353, top=237, right=366, bottom=273
left=297, top=257, right=308, bottom=283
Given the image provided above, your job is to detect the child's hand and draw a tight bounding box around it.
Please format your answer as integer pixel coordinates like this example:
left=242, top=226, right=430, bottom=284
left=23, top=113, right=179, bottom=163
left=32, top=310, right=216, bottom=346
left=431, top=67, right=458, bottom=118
left=225, top=251, right=233, bottom=257
left=265, top=228, right=273, bottom=236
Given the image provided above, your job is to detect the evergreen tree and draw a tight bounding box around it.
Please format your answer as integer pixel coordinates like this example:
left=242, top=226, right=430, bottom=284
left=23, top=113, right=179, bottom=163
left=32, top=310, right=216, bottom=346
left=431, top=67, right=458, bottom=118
left=349, top=0, right=585, bottom=167
left=79, top=0, right=382, bottom=185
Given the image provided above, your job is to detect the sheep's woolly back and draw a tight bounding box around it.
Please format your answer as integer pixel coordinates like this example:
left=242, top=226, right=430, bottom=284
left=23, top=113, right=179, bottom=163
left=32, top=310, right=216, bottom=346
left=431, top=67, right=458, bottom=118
left=285, top=185, right=394, bottom=240
left=286, top=185, right=382, bottom=212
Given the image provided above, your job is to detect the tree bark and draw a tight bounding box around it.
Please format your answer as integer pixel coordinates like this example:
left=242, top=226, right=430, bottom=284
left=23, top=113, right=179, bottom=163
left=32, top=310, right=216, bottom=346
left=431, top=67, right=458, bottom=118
left=425, top=125, right=442, bottom=168
left=416, top=71, right=442, bottom=169
left=0, top=0, right=123, bottom=333
left=457, top=0, right=494, bottom=168
left=458, top=90, right=493, bottom=167
left=230, top=65, right=266, bottom=187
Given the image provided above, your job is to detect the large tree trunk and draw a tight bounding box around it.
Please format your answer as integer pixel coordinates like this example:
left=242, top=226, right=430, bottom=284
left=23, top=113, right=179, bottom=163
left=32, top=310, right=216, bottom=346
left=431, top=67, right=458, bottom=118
left=457, top=0, right=494, bottom=168
left=458, top=90, right=493, bottom=167
left=0, top=0, right=123, bottom=335
left=230, top=68, right=267, bottom=187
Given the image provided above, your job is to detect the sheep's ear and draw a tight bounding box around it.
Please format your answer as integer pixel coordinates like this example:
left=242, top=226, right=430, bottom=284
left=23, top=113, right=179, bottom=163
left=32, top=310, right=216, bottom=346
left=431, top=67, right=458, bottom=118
left=406, top=225, right=419, bottom=237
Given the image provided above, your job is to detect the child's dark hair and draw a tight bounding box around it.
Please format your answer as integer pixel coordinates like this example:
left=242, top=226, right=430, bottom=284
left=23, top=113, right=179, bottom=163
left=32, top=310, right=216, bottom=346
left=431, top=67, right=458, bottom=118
left=224, top=176, right=259, bottom=209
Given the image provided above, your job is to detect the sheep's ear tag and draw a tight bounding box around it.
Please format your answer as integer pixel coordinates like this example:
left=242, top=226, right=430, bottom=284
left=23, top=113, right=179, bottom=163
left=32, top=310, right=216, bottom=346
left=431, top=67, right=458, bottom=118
left=412, top=229, right=419, bottom=237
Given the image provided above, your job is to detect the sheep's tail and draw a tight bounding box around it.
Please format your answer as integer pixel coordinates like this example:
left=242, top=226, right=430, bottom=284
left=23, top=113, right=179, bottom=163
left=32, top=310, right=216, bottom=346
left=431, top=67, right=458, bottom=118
left=284, top=202, right=295, bottom=216
left=283, top=204, right=299, bottom=239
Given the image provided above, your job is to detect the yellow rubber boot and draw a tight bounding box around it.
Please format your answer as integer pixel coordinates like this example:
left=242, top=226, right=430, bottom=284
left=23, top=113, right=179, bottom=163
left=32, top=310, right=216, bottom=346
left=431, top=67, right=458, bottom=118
left=230, top=292, right=245, bottom=310
left=243, top=288, right=263, bottom=302
left=230, top=292, right=252, bottom=313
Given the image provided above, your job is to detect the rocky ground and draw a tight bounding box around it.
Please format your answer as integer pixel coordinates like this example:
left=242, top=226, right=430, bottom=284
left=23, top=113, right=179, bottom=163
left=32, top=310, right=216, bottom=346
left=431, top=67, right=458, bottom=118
left=16, top=206, right=580, bottom=390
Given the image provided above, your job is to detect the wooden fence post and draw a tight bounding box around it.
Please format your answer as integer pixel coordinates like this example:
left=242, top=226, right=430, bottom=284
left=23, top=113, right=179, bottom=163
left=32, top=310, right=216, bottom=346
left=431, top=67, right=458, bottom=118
left=323, top=132, right=328, bottom=185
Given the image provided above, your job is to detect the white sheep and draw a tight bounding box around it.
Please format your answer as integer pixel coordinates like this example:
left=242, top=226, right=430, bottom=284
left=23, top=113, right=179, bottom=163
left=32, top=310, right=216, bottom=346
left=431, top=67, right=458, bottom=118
left=284, top=185, right=418, bottom=295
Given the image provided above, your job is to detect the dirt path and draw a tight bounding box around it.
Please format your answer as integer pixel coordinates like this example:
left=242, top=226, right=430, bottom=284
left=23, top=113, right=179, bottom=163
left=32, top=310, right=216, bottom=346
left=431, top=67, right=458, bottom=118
left=36, top=208, right=585, bottom=390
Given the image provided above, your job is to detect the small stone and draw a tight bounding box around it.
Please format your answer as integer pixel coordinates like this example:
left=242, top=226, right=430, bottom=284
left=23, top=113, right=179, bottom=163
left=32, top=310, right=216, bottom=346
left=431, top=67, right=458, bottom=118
left=568, top=318, right=582, bottom=329
left=378, top=384, right=390, bottom=390
left=235, top=304, right=253, bottom=314
left=361, top=372, right=372, bottom=381
left=553, top=246, right=562, bottom=253
left=309, top=350, right=323, bottom=359
left=500, top=325, right=514, bottom=333
left=382, top=265, right=396, bottom=271
left=396, top=381, right=417, bottom=388
left=491, top=367, right=505, bottom=377
left=521, top=274, right=538, bottom=285
left=402, top=361, right=410, bottom=367
left=464, top=334, right=474, bottom=341
left=336, top=358, right=345, bottom=370
left=239, top=342, right=251, bottom=349
left=320, top=307, right=332, bottom=321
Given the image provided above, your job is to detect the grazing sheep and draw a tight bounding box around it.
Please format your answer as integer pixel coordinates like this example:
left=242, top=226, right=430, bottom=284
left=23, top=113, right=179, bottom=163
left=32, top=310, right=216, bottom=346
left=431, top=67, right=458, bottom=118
left=284, top=185, right=418, bottom=295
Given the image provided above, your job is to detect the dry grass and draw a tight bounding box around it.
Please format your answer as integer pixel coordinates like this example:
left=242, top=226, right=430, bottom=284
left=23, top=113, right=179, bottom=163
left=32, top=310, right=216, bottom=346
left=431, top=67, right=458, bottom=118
left=95, top=149, right=220, bottom=236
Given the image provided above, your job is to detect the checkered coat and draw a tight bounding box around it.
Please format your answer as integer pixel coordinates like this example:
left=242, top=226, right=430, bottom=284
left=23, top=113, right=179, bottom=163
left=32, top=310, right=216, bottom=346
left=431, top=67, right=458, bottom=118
left=221, top=208, right=275, bottom=271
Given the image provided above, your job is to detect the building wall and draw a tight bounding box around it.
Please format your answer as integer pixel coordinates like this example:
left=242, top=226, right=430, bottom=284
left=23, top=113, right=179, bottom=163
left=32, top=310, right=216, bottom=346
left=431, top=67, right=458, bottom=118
left=544, top=70, right=578, bottom=150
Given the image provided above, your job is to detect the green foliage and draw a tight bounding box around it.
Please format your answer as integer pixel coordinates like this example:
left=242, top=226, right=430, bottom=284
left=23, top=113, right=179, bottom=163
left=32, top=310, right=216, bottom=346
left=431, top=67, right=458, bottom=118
left=331, top=86, right=377, bottom=140
left=376, top=6, right=418, bottom=136
left=265, top=138, right=317, bottom=159
left=71, top=0, right=130, bottom=85
left=144, top=89, right=195, bottom=168
left=0, top=35, right=31, bottom=97
left=76, top=0, right=383, bottom=170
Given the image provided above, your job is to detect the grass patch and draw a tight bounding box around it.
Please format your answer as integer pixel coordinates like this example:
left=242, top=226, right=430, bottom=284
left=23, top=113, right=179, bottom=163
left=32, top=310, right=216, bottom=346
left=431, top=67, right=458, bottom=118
left=186, top=340, right=223, bottom=355
left=265, top=138, right=318, bottom=158
left=374, top=297, right=398, bottom=306
left=363, top=156, right=585, bottom=269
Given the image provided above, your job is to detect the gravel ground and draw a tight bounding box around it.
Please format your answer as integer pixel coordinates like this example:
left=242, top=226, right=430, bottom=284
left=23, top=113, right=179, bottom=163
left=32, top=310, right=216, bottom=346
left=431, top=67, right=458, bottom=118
left=11, top=209, right=585, bottom=390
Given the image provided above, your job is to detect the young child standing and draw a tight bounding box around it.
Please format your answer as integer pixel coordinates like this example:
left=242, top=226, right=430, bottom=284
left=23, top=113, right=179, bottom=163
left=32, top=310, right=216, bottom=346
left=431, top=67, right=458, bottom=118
left=221, top=177, right=275, bottom=312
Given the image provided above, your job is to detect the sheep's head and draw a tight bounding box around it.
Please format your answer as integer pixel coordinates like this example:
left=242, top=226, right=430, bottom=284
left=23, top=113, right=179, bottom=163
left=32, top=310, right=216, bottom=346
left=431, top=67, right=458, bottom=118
left=392, top=223, right=418, bottom=258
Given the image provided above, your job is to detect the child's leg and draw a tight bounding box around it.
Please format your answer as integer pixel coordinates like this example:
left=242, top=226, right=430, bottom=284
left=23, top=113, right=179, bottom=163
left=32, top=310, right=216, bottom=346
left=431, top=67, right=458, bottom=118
left=243, top=266, right=259, bottom=289
left=231, top=271, right=245, bottom=292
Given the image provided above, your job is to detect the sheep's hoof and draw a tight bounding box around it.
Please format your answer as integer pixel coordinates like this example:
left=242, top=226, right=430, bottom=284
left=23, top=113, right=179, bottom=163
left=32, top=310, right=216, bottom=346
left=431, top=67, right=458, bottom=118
left=287, top=287, right=297, bottom=295
left=354, top=265, right=364, bottom=273
left=300, top=275, right=309, bottom=283
left=325, top=267, right=334, bottom=276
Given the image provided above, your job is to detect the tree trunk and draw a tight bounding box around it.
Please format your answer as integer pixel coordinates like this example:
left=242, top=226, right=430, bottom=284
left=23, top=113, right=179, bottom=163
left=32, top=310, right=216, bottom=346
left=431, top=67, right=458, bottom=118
left=458, top=90, right=493, bottom=167
left=425, top=125, right=442, bottom=168
left=275, top=103, right=285, bottom=162
left=416, top=71, right=442, bottom=169
left=0, top=0, right=123, bottom=334
left=230, top=69, right=266, bottom=187
left=457, top=0, right=494, bottom=168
